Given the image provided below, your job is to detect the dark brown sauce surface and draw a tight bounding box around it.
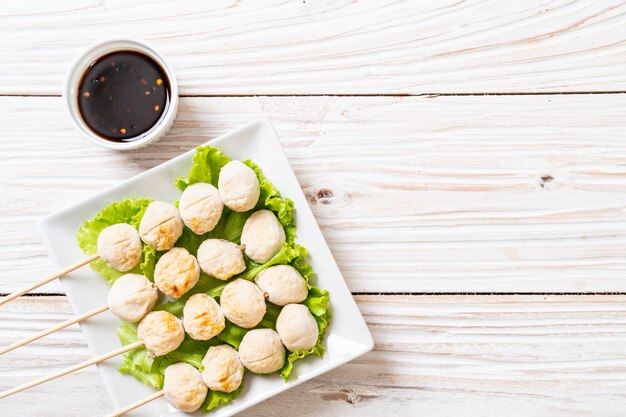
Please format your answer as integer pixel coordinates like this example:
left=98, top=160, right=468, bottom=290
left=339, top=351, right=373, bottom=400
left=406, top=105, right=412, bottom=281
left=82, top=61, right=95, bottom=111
left=78, top=51, right=169, bottom=142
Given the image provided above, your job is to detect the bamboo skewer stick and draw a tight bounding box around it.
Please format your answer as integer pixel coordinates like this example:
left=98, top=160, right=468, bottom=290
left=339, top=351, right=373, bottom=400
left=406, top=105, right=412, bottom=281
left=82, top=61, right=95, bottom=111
left=0, top=340, right=144, bottom=399
left=0, top=304, right=109, bottom=356
left=104, top=390, right=165, bottom=417
left=0, top=253, right=99, bottom=306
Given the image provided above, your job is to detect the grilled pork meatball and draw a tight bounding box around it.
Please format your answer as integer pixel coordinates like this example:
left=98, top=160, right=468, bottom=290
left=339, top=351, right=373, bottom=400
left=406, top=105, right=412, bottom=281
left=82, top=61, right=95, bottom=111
left=97, top=223, right=142, bottom=271
left=107, top=273, right=157, bottom=323
left=138, top=201, right=183, bottom=250
left=154, top=247, right=200, bottom=299
left=275, top=303, right=319, bottom=352
left=137, top=311, right=184, bottom=356
left=163, top=362, right=208, bottom=412
left=239, top=329, right=285, bottom=374
left=255, top=265, right=308, bottom=306
left=240, top=210, right=285, bottom=263
left=201, top=345, right=244, bottom=393
left=196, top=239, right=245, bottom=280
left=218, top=160, right=260, bottom=212
left=183, top=293, right=225, bottom=340
left=219, top=279, right=266, bottom=328
left=179, top=182, right=224, bottom=235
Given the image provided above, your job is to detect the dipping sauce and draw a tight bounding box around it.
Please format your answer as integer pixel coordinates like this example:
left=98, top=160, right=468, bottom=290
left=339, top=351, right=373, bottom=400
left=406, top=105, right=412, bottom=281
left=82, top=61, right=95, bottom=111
left=77, top=51, right=170, bottom=142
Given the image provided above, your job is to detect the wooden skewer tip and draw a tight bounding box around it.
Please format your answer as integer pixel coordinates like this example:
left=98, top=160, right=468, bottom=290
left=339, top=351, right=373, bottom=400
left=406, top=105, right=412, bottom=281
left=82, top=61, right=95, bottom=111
left=0, top=339, right=143, bottom=400
left=104, top=390, right=165, bottom=417
left=0, top=304, right=109, bottom=356
left=0, top=253, right=99, bottom=306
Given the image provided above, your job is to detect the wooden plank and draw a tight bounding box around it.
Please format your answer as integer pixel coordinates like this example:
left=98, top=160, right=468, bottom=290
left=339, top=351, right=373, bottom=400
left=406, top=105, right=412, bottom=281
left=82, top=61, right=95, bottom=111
left=2, top=295, right=626, bottom=416
left=2, top=95, right=626, bottom=293
left=2, top=0, right=626, bottom=95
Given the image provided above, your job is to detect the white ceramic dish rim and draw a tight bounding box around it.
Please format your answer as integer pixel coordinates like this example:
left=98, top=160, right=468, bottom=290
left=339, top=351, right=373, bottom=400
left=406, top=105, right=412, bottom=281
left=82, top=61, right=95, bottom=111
left=62, top=38, right=179, bottom=151
left=38, top=118, right=374, bottom=416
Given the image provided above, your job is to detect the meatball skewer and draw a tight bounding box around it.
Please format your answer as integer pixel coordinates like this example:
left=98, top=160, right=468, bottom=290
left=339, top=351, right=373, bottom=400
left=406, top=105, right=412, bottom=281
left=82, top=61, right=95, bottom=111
left=0, top=273, right=157, bottom=356
left=0, top=310, right=184, bottom=399
left=2, top=228, right=203, bottom=354
left=2, top=235, right=206, bottom=356
left=0, top=223, right=143, bottom=306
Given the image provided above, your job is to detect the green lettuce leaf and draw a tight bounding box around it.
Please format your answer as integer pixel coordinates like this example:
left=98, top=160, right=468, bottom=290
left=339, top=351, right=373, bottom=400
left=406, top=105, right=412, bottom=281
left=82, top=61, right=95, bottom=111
left=237, top=243, right=306, bottom=282
left=258, top=302, right=282, bottom=330
left=77, top=199, right=153, bottom=283
left=139, top=246, right=157, bottom=281
left=166, top=336, right=217, bottom=370
left=203, top=384, right=243, bottom=412
left=220, top=211, right=251, bottom=244
left=215, top=321, right=247, bottom=349
left=175, top=146, right=231, bottom=190
left=173, top=225, right=206, bottom=257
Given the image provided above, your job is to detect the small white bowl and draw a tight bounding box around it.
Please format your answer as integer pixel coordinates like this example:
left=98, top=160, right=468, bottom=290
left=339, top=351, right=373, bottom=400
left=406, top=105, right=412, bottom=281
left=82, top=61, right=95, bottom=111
left=63, top=38, right=179, bottom=150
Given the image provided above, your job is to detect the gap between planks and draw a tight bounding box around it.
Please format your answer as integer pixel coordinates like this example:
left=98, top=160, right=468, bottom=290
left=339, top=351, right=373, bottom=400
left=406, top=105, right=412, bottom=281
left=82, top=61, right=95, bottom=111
left=3, top=92, right=626, bottom=98
left=6, top=292, right=626, bottom=297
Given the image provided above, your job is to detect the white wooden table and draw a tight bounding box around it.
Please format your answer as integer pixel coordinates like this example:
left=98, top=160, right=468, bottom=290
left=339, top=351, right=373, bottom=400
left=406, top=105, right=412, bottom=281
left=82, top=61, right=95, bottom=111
left=2, top=1, right=626, bottom=416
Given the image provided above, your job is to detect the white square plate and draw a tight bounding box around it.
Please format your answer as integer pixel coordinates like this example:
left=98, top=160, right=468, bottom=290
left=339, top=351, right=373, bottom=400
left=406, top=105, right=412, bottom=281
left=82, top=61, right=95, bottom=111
left=38, top=119, right=374, bottom=416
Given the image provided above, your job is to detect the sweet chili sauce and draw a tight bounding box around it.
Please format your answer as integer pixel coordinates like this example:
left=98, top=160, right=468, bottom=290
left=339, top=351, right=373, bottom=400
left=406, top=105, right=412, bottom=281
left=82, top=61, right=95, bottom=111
left=77, top=51, right=170, bottom=142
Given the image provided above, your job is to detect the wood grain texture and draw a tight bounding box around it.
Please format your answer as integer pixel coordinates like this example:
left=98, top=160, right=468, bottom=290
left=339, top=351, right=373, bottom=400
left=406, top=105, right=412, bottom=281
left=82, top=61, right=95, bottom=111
left=2, top=94, right=626, bottom=293
left=2, top=0, right=626, bottom=95
left=2, top=295, right=626, bottom=416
